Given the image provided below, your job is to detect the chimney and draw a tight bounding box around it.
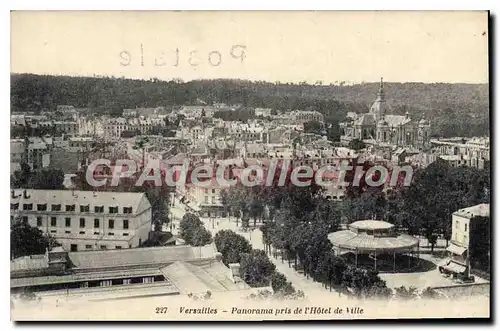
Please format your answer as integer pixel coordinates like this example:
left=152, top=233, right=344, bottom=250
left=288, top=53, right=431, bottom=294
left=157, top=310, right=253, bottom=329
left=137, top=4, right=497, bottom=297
left=228, top=263, right=241, bottom=283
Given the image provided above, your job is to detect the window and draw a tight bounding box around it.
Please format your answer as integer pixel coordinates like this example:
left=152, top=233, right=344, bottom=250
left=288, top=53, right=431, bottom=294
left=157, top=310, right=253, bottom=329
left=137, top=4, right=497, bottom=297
left=94, top=206, right=104, bottom=213
left=85, top=245, right=92, bottom=250
left=108, top=232, right=114, bottom=236
left=142, top=277, right=155, bottom=284
left=65, top=204, right=76, bottom=212
left=65, top=218, right=71, bottom=227
left=94, top=219, right=100, bottom=228
left=22, top=216, right=28, bottom=223
left=123, top=220, right=129, bottom=229
left=116, top=246, right=122, bottom=249
left=108, top=219, right=114, bottom=229
left=80, top=205, right=90, bottom=212
left=50, top=230, right=57, bottom=234
left=123, top=207, right=133, bottom=214
left=99, top=280, right=112, bottom=287
left=70, top=244, right=78, bottom=252
left=51, top=217, right=57, bottom=227
left=212, top=189, right=216, bottom=194
left=51, top=204, right=61, bottom=211
left=80, top=282, right=89, bottom=288
left=123, top=279, right=131, bottom=285
left=65, top=230, right=71, bottom=234
left=23, top=203, right=33, bottom=211
left=456, top=221, right=459, bottom=229
left=79, top=231, right=85, bottom=234
left=94, top=231, right=100, bottom=235
left=465, top=223, right=468, bottom=232
left=109, top=206, right=119, bottom=214
left=36, top=217, right=42, bottom=227
left=100, top=245, right=107, bottom=250
left=80, top=218, right=85, bottom=228
left=37, top=204, right=47, bottom=211
left=10, top=203, right=19, bottom=210
left=123, top=233, right=129, bottom=236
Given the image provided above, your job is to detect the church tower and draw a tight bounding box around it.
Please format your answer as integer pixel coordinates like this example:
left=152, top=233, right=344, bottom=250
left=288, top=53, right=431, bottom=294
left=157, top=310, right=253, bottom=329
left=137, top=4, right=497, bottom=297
left=369, top=77, right=387, bottom=123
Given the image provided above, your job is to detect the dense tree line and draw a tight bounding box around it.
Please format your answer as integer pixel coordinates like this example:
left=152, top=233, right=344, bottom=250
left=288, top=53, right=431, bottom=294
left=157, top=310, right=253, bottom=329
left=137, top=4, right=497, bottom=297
left=11, top=74, right=489, bottom=137
left=179, top=213, right=212, bottom=246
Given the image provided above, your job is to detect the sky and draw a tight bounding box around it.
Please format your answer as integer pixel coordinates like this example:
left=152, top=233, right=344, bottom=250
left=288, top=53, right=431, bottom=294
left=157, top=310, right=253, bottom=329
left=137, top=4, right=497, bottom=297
left=11, top=11, right=489, bottom=84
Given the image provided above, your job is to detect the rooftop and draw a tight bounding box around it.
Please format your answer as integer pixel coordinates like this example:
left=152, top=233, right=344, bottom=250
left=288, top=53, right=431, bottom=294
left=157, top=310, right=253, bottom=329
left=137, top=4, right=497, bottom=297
left=10, top=189, right=150, bottom=215
left=453, top=203, right=490, bottom=219
left=349, top=220, right=394, bottom=231
left=328, top=230, right=419, bottom=253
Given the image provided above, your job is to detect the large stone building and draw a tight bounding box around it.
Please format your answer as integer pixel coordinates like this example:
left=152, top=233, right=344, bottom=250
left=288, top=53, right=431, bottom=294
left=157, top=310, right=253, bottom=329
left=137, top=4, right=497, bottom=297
left=340, top=78, right=431, bottom=148
left=10, top=189, right=152, bottom=252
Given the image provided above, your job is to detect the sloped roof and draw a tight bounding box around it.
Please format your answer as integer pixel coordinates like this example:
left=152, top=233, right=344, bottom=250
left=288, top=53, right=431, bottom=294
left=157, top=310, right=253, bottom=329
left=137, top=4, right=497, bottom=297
left=354, top=113, right=376, bottom=126
left=10, top=189, right=149, bottom=215
left=453, top=203, right=490, bottom=219
left=68, top=245, right=196, bottom=270
left=160, top=261, right=228, bottom=294
left=328, top=230, right=419, bottom=252
left=11, top=255, right=49, bottom=272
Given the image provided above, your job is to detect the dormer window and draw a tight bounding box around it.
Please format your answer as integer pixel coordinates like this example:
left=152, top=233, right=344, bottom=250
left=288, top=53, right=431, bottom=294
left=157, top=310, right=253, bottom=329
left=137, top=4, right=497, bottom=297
left=10, top=203, right=19, bottom=210
left=123, top=207, right=133, bottom=214
left=66, top=204, right=76, bottom=212
left=80, top=205, right=90, bottom=213
left=23, top=203, right=33, bottom=211
left=37, top=204, right=47, bottom=211
left=109, top=207, right=119, bottom=214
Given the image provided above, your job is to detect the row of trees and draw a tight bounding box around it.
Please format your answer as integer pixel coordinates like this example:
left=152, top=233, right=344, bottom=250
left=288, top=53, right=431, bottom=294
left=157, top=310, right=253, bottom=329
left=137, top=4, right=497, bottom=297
left=219, top=180, right=392, bottom=298
left=11, top=162, right=65, bottom=190
left=220, top=157, right=490, bottom=296
left=214, top=229, right=296, bottom=296
left=179, top=213, right=212, bottom=247
left=336, top=157, right=490, bottom=252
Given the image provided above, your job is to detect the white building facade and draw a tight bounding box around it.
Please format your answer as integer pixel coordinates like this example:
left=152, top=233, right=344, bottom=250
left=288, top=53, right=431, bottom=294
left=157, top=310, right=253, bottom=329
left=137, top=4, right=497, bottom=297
left=10, top=189, right=152, bottom=252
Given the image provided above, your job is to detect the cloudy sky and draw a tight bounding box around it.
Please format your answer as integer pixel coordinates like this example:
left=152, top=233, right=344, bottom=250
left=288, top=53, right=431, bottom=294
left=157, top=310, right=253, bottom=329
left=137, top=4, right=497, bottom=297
left=11, top=11, right=489, bottom=84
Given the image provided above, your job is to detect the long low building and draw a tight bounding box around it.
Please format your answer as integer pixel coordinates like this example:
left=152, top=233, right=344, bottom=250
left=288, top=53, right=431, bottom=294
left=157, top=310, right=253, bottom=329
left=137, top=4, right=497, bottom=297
left=11, top=244, right=250, bottom=300
left=10, top=189, right=152, bottom=252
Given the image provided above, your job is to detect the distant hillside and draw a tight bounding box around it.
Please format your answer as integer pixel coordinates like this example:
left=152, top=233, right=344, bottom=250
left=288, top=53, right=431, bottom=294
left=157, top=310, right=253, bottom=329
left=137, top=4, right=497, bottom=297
left=10, top=74, right=489, bottom=137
